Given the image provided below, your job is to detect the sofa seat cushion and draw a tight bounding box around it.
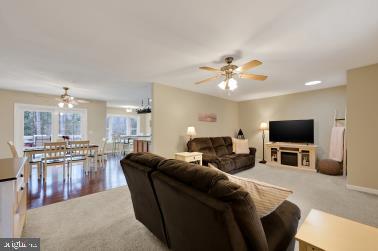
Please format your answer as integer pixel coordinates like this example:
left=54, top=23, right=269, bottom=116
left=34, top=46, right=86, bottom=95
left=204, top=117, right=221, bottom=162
left=220, top=154, right=254, bottom=170
left=235, top=154, right=255, bottom=169
left=261, top=200, right=301, bottom=251
left=217, top=156, right=237, bottom=173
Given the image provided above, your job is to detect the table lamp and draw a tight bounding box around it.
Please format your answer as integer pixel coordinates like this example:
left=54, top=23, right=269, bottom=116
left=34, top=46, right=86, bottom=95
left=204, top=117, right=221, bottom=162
left=187, top=126, right=196, bottom=141
left=259, top=122, right=268, bottom=164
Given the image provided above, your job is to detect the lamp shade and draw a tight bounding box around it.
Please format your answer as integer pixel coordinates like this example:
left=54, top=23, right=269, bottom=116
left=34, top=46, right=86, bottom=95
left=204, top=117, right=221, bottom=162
left=187, top=126, right=196, bottom=136
left=259, top=122, right=268, bottom=130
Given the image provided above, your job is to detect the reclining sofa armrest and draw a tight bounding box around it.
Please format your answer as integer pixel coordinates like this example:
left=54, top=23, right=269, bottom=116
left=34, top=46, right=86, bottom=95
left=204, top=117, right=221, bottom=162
left=202, top=154, right=221, bottom=166
left=249, top=147, right=257, bottom=155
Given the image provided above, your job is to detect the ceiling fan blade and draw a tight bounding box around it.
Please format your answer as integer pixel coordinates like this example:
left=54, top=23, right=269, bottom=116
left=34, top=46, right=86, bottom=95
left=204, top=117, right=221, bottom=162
left=195, top=75, right=220, bottom=85
left=239, top=73, right=268, bottom=81
left=77, top=99, right=90, bottom=104
left=199, top=66, right=223, bottom=73
left=236, top=60, right=262, bottom=72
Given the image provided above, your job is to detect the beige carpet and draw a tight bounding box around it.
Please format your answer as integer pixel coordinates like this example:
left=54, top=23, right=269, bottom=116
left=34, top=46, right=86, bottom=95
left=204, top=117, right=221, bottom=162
left=23, top=163, right=378, bottom=250
left=23, top=187, right=167, bottom=251
left=238, top=163, right=378, bottom=227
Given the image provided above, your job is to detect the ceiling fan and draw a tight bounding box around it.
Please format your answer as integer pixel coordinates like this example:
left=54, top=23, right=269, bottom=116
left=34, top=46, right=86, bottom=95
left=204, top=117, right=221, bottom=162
left=56, top=87, right=89, bottom=108
left=195, top=57, right=267, bottom=91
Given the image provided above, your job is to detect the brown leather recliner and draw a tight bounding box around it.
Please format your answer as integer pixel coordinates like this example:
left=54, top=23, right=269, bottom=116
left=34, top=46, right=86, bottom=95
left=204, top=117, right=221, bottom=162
left=187, top=137, right=256, bottom=173
left=121, top=153, right=301, bottom=251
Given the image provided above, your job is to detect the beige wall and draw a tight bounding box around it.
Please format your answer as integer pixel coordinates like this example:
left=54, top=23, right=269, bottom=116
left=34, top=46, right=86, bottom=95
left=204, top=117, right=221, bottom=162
left=0, top=89, right=106, bottom=158
left=152, top=83, right=239, bottom=158
left=238, top=86, right=346, bottom=160
left=347, top=63, right=378, bottom=191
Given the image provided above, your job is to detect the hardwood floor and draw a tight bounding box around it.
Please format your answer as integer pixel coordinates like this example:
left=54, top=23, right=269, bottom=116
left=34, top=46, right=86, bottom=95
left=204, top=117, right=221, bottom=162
left=27, top=155, right=126, bottom=209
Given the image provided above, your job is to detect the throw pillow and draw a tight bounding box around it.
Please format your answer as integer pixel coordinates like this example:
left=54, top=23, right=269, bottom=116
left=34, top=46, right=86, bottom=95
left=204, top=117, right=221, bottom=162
left=232, top=138, right=250, bottom=154
left=208, top=164, right=293, bottom=217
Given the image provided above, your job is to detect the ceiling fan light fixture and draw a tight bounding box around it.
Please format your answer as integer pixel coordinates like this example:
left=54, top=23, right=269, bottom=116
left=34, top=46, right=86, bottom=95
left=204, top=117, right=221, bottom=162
left=228, top=78, right=238, bottom=90
left=68, top=103, right=74, bottom=109
left=218, top=78, right=238, bottom=91
left=305, top=80, right=322, bottom=86
left=217, top=81, right=225, bottom=90
left=58, top=102, right=64, bottom=108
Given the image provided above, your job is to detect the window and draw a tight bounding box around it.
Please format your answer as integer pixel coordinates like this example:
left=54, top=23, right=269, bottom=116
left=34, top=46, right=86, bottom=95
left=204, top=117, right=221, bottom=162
left=130, top=117, right=138, bottom=135
left=23, top=111, right=52, bottom=147
left=15, top=104, right=87, bottom=150
left=59, top=112, right=82, bottom=140
left=106, top=115, right=139, bottom=139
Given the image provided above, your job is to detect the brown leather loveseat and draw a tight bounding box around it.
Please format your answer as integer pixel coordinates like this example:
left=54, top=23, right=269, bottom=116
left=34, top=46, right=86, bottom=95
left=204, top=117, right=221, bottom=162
left=187, top=136, right=256, bottom=173
left=121, top=153, right=301, bottom=251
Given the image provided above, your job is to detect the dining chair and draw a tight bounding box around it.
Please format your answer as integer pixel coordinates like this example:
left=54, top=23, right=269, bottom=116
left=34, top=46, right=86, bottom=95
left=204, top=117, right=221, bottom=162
left=8, top=141, right=42, bottom=179
left=67, top=140, right=90, bottom=176
left=42, top=142, right=67, bottom=181
left=99, top=138, right=108, bottom=167
left=111, top=135, right=122, bottom=156
left=34, top=135, right=52, bottom=147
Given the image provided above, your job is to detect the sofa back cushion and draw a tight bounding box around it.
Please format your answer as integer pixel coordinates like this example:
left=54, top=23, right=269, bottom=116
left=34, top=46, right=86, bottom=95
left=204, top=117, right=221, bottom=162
left=120, top=153, right=168, bottom=245
left=152, top=171, right=248, bottom=251
left=157, top=159, right=269, bottom=250
left=210, top=137, right=229, bottom=156
left=187, top=137, right=216, bottom=155
left=124, top=152, right=165, bottom=168
left=222, top=136, right=234, bottom=154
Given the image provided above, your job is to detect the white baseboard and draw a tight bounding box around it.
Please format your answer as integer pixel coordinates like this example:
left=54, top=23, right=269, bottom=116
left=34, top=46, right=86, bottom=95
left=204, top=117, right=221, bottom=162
left=346, top=184, right=378, bottom=195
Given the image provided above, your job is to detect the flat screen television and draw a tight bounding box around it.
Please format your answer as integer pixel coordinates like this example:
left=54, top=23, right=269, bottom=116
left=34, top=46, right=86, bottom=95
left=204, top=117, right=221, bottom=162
left=269, top=119, right=314, bottom=144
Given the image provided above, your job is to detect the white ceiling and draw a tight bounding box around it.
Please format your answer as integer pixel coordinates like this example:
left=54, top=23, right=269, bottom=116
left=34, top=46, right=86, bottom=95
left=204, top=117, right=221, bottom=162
left=0, top=0, right=377, bottom=106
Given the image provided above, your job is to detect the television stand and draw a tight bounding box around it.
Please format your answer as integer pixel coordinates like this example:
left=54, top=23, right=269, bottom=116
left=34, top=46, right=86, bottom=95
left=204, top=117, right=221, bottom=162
left=265, top=142, right=317, bottom=171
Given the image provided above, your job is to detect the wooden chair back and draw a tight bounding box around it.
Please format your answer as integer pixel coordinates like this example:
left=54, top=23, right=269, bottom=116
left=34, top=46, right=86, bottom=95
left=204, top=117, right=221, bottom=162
left=35, top=135, right=52, bottom=147
left=68, top=140, right=90, bottom=157
left=7, top=141, right=19, bottom=158
left=43, top=142, right=67, bottom=164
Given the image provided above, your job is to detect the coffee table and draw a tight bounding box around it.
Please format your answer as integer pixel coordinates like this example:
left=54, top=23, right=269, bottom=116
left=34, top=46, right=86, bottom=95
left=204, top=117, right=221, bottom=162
left=296, top=209, right=378, bottom=251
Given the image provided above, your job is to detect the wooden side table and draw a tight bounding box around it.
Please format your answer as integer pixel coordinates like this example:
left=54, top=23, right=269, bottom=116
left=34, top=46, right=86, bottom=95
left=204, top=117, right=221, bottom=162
left=175, top=152, right=203, bottom=165
left=296, top=209, right=378, bottom=251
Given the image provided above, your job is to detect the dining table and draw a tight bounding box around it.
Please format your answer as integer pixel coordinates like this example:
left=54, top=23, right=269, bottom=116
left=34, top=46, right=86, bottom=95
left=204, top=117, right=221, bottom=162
left=23, top=144, right=100, bottom=178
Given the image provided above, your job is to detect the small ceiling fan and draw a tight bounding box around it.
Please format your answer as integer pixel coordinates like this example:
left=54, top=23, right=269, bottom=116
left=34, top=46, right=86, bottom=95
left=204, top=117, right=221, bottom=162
left=56, top=87, right=89, bottom=108
left=195, top=57, right=268, bottom=91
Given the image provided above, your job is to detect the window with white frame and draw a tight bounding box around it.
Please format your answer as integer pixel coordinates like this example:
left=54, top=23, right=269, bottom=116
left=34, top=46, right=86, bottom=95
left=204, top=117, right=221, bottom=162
left=23, top=111, right=52, bottom=147
left=14, top=103, right=87, bottom=151
left=59, top=112, right=82, bottom=140
left=106, top=115, right=139, bottom=140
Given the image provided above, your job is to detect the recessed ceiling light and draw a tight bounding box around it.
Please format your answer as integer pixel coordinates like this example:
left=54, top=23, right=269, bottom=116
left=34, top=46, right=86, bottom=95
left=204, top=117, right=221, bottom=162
left=305, top=80, right=322, bottom=86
